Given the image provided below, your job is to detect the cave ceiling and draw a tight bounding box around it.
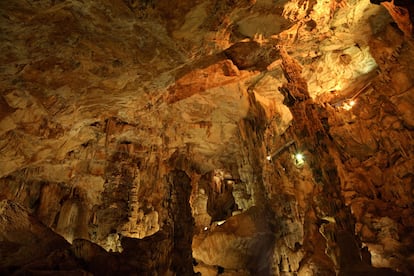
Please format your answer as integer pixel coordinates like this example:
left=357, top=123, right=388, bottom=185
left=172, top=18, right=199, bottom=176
left=0, top=0, right=394, bottom=175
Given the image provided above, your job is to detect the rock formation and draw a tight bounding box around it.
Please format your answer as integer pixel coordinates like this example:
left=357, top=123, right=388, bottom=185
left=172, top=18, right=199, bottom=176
left=0, top=0, right=413, bottom=275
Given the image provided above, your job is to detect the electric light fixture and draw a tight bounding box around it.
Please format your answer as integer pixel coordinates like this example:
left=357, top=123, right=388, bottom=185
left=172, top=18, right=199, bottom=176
left=342, top=99, right=356, bottom=110
left=294, top=152, right=305, bottom=166
left=295, top=153, right=304, bottom=162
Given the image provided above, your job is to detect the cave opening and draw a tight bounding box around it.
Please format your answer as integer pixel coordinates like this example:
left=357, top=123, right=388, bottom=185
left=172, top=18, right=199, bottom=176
left=202, top=169, right=239, bottom=222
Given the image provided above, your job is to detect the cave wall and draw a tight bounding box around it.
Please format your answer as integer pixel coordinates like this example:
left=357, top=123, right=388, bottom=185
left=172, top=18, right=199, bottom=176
left=1, top=0, right=414, bottom=275
left=262, top=35, right=414, bottom=274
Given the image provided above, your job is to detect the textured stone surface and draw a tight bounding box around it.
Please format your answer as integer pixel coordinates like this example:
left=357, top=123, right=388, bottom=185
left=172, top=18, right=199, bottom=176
left=0, top=0, right=413, bottom=275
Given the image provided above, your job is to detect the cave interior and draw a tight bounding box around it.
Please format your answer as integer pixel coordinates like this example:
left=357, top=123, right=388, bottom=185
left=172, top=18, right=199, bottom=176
left=0, top=0, right=414, bottom=275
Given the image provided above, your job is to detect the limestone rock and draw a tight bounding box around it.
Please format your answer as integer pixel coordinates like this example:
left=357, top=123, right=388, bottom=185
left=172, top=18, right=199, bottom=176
left=0, top=0, right=414, bottom=275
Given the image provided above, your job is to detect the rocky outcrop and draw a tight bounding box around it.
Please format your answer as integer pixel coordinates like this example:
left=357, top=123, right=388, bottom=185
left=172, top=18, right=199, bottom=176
left=0, top=199, right=87, bottom=275
left=193, top=207, right=274, bottom=275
